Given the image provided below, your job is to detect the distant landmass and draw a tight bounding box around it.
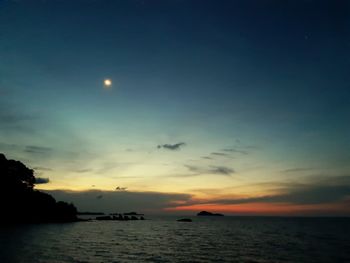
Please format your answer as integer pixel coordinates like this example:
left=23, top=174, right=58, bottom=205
left=0, top=153, right=78, bottom=223
left=197, top=211, right=224, bottom=216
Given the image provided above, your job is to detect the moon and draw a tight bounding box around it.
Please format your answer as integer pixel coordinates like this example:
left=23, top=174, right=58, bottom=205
left=104, top=79, right=112, bottom=88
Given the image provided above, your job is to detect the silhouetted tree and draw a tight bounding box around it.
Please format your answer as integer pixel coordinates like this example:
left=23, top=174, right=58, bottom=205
left=0, top=153, right=77, bottom=223
left=0, top=153, right=35, bottom=191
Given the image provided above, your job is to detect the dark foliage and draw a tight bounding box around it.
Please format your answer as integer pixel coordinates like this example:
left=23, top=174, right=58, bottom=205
left=0, top=153, right=77, bottom=223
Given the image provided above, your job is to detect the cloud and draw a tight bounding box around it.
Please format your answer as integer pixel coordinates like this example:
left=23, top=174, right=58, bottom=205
left=24, top=145, right=52, bottom=154
left=35, top=177, right=50, bottom=184
left=184, top=164, right=200, bottom=173
left=115, top=186, right=127, bottom=191
left=189, top=188, right=225, bottom=195
left=183, top=164, right=234, bottom=177
left=157, top=142, right=186, bottom=150
left=46, top=190, right=192, bottom=214
left=194, top=176, right=350, bottom=206
left=210, top=152, right=230, bottom=157
left=206, top=186, right=350, bottom=205
left=210, top=166, right=235, bottom=176
left=222, top=148, right=248, bottom=155
left=44, top=176, right=350, bottom=215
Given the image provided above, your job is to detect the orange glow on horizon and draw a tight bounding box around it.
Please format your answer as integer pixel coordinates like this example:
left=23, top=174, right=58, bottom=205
left=166, top=202, right=350, bottom=216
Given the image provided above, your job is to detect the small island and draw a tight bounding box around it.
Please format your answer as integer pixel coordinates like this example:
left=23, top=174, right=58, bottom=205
left=96, top=213, right=145, bottom=221
left=197, top=211, right=224, bottom=216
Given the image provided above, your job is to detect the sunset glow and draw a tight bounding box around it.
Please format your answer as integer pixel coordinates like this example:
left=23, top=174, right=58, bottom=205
left=0, top=0, right=349, bottom=216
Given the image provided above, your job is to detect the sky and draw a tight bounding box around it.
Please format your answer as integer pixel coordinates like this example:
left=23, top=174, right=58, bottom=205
left=0, top=0, right=349, bottom=215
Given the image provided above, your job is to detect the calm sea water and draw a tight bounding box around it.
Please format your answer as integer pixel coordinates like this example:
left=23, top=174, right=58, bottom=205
left=1, top=216, right=350, bottom=263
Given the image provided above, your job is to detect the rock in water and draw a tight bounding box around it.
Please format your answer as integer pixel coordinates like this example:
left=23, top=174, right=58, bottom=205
left=197, top=211, right=224, bottom=216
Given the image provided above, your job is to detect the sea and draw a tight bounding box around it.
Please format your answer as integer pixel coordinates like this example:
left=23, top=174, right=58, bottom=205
left=0, top=216, right=349, bottom=263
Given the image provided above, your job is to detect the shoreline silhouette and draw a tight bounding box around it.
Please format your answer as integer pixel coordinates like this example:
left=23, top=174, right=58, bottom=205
left=0, top=153, right=77, bottom=223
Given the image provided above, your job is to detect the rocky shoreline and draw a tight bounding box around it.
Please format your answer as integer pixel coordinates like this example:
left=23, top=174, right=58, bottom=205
left=96, top=214, right=145, bottom=221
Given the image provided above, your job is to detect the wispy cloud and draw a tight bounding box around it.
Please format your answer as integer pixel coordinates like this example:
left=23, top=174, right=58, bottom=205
left=210, top=152, right=229, bottom=157
left=184, top=164, right=200, bottom=173
left=210, top=166, right=235, bottom=176
left=24, top=145, right=52, bottom=154
left=186, top=176, right=350, bottom=206
left=35, top=177, right=50, bottom=184
left=222, top=148, right=248, bottom=155
left=184, top=164, right=235, bottom=177
left=157, top=142, right=186, bottom=151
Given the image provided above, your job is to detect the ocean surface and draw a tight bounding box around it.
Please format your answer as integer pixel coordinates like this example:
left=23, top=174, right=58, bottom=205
left=0, top=216, right=350, bottom=263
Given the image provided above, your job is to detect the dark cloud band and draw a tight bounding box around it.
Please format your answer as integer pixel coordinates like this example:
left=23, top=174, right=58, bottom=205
left=157, top=142, right=186, bottom=151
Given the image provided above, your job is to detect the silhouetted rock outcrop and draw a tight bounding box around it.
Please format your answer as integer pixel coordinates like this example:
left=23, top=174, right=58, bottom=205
left=197, top=211, right=224, bottom=216
left=0, top=153, right=77, bottom=223
left=95, top=212, right=145, bottom=221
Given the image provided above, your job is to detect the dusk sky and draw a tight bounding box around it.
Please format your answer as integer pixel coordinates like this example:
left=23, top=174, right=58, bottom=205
left=0, top=0, right=349, bottom=215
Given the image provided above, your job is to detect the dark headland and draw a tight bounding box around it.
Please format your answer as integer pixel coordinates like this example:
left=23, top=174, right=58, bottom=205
left=197, top=211, right=224, bottom=216
left=0, top=153, right=78, bottom=223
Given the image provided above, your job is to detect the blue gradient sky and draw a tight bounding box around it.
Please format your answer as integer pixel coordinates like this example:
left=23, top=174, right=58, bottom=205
left=0, top=0, right=349, bottom=215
